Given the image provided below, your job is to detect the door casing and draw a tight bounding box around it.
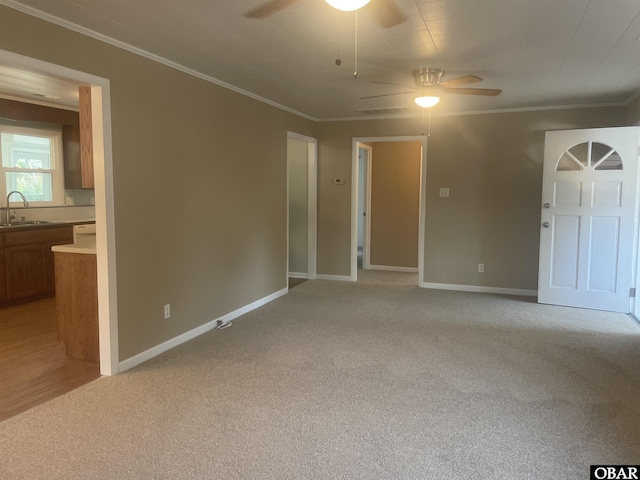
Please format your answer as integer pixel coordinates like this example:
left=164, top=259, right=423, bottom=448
left=0, top=49, right=119, bottom=374
left=357, top=143, right=372, bottom=270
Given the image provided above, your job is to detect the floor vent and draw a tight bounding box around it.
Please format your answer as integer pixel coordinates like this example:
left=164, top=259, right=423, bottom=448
left=358, top=107, right=413, bottom=116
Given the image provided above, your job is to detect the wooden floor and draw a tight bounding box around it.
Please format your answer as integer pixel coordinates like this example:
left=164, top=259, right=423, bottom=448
left=0, top=297, right=100, bottom=422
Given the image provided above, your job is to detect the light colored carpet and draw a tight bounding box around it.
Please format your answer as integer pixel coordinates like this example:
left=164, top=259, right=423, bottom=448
left=1, top=272, right=639, bottom=479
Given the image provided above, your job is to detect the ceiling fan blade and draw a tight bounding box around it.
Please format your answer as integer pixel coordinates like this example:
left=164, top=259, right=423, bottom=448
left=360, top=91, right=414, bottom=100
left=244, top=0, right=301, bottom=18
left=366, top=0, right=408, bottom=28
left=372, top=81, right=417, bottom=90
left=439, top=75, right=483, bottom=88
left=445, top=87, right=502, bottom=96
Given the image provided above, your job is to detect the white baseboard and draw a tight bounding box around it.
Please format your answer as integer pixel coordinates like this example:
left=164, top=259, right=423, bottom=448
left=119, top=287, right=288, bottom=372
left=369, top=265, right=419, bottom=273
left=316, top=274, right=353, bottom=282
left=420, top=282, right=537, bottom=297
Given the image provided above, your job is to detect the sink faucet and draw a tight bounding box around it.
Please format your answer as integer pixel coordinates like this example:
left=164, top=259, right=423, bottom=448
left=5, top=191, right=29, bottom=224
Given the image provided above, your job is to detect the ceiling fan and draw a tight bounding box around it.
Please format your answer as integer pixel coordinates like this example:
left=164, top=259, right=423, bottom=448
left=362, top=68, right=503, bottom=107
left=244, top=0, right=408, bottom=28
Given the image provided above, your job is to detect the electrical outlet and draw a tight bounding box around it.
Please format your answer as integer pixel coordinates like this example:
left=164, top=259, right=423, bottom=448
left=164, top=304, right=170, bottom=319
left=478, top=263, right=485, bottom=273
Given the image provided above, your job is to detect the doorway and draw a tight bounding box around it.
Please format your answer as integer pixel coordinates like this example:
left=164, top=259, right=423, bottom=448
left=0, top=51, right=118, bottom=379
left=287, top=132, right=317, bottom=287
left=357, top=144, right=371, bottom=270
left=351, top=136, right=427, bottom=284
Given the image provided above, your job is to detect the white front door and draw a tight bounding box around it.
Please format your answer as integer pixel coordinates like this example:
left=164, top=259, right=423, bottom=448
left=538, top=127, right=639, bottom=313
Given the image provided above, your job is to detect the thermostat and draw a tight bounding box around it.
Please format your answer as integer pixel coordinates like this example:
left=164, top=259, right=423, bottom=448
left=334, top=178, right=346, bottom=185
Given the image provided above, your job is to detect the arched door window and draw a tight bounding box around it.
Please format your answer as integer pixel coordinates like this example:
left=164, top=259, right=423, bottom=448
left=556, top=141, right=623, bottom=171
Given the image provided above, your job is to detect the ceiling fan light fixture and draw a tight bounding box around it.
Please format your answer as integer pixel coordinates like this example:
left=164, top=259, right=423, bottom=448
left=325, top=0, right=371, bottom=12
left=414, top=95, right=440, bottom=108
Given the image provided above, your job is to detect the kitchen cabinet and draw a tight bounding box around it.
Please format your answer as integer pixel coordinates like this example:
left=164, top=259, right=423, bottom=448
left=62, top=124, right=82, bottom=189
left=0, top=225, right=73, bottom=303
left=54, top=251, right=98, bottom=363
left=79, top=86, right=95, bottom=189
left=4, top=244, right=45, bottom=299
left=44, top=241, right=72, bottom=293
left=0, top=249, right=5, bottom=303
left=62, top=87, right=94, bottom=189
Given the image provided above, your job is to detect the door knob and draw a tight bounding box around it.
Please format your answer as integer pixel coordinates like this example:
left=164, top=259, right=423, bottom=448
left=544, top=203, right=550, bottom=209
left=543, top=222, right=550, bottom=228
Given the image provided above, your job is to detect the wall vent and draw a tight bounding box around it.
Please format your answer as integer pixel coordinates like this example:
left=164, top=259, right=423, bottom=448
left=358, top=107, right=413, bottom=116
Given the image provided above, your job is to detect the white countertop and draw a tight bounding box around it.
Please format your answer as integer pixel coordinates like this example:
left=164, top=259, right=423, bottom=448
left=51, top=236, right=96, bottom=254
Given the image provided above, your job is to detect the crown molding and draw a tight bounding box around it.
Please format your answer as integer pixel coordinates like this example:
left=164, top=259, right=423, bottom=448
left=2, top=0, right=638, bottom=124
left=0, top=0, right=319, bottom=122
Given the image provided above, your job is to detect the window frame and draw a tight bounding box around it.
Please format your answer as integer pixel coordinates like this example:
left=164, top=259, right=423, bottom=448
left=0, top=125, right=65, bottom=207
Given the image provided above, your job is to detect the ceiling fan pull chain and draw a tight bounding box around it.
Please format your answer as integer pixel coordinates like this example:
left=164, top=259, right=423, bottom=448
left=335, top=11, right=343, bottom=66
left=354, top=10, right=358, bottom=78
left=420, top=107, right=431, bottom=137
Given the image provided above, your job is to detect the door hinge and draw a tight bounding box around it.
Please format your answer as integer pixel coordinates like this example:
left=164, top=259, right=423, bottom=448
left=631, top=288, right=636, bottom=298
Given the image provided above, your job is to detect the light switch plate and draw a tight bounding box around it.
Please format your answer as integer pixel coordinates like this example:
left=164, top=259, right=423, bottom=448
left=439, top=188, right=450, bottom=197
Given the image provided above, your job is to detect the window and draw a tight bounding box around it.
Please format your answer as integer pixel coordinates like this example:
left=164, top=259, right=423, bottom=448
left=556, top=141, right=623, bottom=172
left=0, top=126, right=64, bottom=207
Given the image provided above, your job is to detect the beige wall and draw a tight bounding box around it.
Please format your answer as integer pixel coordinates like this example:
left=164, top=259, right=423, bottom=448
left=1, top=4, right=635, bottom=364
left=316, top=120, right=423, bottom=276
left=288, top=137, right=308, bottom=274
left=0, top=6, right=316, bottom=360
left=317, top=108, right=626, bottom=288
left=625, top=96, right=640, bottom=125
left=370, top=141, right=421, bottom=269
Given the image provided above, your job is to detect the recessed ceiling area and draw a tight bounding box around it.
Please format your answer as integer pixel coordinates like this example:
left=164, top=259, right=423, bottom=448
left=2, top=0, right=640, bottom=119
left=0, top=64, right=80, bottom=109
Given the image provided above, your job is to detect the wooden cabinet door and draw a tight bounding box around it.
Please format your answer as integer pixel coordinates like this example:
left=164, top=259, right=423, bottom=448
left=62, top=124, right=82, bottom=189
left=0, top=250, right=6, bottom=302
left=79, top=86, right=95, bottom=189
left=4, top=244, right=45, bottom=299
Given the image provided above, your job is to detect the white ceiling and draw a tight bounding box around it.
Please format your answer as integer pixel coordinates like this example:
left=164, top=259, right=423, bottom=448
left=2, top=0, right=640, bottom=119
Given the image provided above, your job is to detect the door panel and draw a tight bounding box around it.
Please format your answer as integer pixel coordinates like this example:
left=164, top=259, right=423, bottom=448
left=587, top=216, right=619, bottom=292
left=554, top=182, right=582, bottom=206
left=550, top=216, right=580, bottom=288
left=592, top=182, right=621, bottom=207
left=539, top=127, right=639, bottom=312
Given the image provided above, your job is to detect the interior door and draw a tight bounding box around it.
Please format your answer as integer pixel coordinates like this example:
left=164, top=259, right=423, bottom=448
left=538, top=127, right=639, bottom=312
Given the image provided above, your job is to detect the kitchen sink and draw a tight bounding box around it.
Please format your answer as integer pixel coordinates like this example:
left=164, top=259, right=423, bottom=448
left=0, top=221, right=53, bottom=228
